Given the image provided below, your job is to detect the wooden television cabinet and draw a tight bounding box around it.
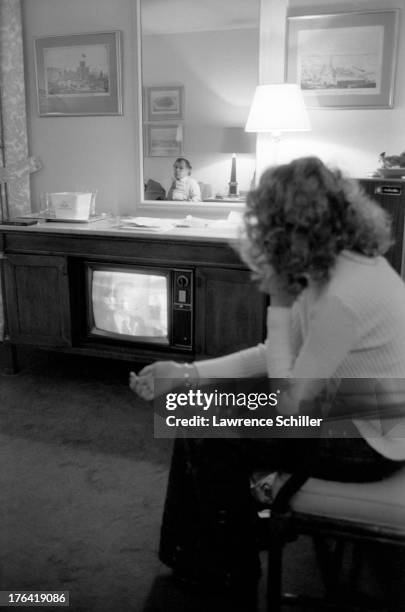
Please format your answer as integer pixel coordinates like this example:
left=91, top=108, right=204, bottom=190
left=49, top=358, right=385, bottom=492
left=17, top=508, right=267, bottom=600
left=0, top=221, right=267, bottom=372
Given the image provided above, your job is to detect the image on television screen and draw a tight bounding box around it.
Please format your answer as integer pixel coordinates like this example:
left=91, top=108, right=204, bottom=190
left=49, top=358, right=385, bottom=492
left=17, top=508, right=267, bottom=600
left=91, top=270, right=168, bottom=340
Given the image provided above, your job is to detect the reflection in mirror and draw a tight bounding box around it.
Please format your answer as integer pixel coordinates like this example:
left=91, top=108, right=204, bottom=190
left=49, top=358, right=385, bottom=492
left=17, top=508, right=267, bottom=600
left=140, top=0, right=259, bottom=204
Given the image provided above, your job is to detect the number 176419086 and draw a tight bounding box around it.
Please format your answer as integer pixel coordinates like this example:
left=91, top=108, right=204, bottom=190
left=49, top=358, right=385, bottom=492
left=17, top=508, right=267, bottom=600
left=0, top=592, right=69, bottom=606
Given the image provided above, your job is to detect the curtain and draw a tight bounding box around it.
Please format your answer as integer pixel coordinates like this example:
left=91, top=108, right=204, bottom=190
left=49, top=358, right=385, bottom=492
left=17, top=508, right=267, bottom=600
left=0, top=0, right=34, bottom=219
left=0, top=0, right=35, bottom=340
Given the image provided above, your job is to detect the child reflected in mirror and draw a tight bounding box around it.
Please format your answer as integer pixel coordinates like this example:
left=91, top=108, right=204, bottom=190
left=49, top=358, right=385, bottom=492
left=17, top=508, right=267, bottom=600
left=166, top=157, right=201, bottom=202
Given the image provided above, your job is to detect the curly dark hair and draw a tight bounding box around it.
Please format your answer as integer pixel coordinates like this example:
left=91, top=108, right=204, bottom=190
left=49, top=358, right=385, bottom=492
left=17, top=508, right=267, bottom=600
left=240, top=156, right=393, bottom=295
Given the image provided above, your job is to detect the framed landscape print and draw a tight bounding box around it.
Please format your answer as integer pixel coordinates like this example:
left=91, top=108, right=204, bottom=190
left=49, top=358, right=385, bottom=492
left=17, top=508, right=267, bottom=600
left=145, top=86, right=184, bottom=121
left=145, top=124, right=183, bottom=157
left=35, top=31, right=123, bottom=116
left=286, top=10, right=399, bottom=108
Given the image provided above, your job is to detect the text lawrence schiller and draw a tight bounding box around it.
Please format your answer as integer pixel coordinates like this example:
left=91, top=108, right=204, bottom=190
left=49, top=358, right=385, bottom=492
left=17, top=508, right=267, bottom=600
left=165, top=415, right=323, bottom=427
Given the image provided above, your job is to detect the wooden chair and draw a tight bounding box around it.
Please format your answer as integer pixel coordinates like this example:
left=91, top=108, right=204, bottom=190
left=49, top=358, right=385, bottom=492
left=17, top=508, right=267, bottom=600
left=259, top=466, right=405, bottom=611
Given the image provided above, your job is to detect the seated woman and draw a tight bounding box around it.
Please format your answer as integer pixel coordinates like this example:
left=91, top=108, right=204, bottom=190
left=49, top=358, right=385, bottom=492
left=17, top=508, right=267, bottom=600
left=130, top=157, right=405, bottom=608
left=166, top=157, right=201, bottom=202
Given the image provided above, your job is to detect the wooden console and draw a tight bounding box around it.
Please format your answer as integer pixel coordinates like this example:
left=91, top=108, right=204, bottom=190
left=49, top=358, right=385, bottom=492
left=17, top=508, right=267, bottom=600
left=0, top=221, right=267, bottom=372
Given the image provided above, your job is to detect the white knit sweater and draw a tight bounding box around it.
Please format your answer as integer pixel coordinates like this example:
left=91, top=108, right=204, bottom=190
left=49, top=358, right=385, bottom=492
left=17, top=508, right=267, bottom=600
left=196, top=250, right=405, bottom=460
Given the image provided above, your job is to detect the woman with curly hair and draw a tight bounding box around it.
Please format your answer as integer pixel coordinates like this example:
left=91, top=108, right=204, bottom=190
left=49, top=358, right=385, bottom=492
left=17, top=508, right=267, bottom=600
left=131, top=157, right=405, bottom=608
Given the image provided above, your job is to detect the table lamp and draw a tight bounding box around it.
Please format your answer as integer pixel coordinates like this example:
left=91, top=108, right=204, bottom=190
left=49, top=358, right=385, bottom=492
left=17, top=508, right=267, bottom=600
left=221, top=127, right=256, bottom=197
left=245, top=83, right=310, bottom=164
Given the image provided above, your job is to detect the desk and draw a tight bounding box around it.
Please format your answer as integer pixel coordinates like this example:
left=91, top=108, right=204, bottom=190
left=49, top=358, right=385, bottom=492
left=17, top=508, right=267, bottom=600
left=0, top=221, right=267, bottom=372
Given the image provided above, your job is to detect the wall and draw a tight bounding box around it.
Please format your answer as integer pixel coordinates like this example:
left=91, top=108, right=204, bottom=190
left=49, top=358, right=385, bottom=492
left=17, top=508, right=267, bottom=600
left=142, top=29, right=258, bottom=197
left=258, top=0, right=405, bottom=179
left=22, top=0, right=141, bottom=216
left=21, top=0, right=405, bottom=215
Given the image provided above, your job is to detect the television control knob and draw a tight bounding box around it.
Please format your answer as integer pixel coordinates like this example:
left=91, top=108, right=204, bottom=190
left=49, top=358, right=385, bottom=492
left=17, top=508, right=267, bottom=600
left=177, top=274, right=189, bottom=288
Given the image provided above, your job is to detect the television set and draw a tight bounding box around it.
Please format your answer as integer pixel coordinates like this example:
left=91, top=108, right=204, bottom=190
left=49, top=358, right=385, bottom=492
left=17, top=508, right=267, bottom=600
left=85, top=262, right=193, bottom=350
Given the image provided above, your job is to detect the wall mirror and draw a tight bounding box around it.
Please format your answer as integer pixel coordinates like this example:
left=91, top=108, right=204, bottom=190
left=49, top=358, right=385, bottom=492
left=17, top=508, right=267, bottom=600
left=139, top=0, right=259, bottom=209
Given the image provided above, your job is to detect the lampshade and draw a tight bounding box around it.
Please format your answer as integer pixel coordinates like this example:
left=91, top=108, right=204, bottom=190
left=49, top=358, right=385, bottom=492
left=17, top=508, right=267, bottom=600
left=245, top=83, right=310, bottom=134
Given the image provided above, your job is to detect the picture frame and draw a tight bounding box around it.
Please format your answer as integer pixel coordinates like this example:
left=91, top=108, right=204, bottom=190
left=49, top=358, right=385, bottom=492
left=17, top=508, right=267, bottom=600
left=34, top=31, right=123, bottom=116
left=286, top=10, right=399, bottom=109
left=145, top=124, right=183, bottom=157
left=144, top=86, right=184, bottom=121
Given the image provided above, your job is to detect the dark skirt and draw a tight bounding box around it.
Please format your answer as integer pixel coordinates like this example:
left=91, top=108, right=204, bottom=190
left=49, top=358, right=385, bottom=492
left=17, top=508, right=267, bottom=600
left=159, top=433, right=403, bottom=588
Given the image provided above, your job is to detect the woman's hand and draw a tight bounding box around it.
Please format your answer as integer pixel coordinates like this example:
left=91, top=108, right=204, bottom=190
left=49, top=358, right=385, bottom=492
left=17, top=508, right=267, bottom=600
left=129, top=361, right=196, bottom=401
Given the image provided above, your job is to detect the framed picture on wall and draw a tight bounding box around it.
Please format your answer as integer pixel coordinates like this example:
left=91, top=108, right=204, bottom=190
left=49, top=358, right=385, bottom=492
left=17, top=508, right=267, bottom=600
left=286, top=10, right=399, bottom=109
left=34, top=31, right=123, bottom=116
left=144, top=86, right=184, bottom=121
left=145, top=124, right=183, bottom=157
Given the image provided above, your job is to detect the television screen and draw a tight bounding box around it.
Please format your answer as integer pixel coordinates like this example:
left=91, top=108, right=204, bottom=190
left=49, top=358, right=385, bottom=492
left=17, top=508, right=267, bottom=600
left=91, top=269, right=169, bottom=342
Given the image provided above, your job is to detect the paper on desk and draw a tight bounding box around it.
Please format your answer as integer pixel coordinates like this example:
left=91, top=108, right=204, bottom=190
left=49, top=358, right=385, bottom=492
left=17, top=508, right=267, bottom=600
left=117, top=212, right=243, bottom=232
left=117, top=216, right=176, bottom=231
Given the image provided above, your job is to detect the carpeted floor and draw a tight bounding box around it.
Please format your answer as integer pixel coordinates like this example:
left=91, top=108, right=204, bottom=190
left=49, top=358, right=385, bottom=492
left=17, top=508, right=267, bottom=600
left=0, top=351, right=402, bottom=611
left=0, top=353, right=173, bottom=611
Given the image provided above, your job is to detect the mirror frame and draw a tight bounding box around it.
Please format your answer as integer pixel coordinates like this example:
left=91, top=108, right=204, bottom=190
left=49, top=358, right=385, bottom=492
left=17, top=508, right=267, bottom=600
left=135, top=0, right=256, bottom=217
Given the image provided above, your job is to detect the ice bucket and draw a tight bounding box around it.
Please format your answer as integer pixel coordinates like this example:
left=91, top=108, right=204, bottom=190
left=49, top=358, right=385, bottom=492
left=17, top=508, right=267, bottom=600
left=49, top=192, right=94, bottom=221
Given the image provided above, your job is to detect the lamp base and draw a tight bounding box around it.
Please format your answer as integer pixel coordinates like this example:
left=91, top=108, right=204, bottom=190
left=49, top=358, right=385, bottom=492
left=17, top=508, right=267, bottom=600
left=228, top=181, right=238, bottom=197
